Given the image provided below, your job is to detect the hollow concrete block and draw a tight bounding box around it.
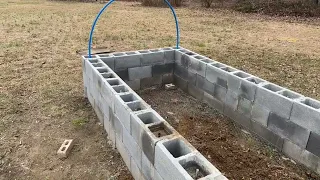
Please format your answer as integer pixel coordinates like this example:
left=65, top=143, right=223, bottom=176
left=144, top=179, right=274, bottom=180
left=306, top=132, right=320, bottom=157
left=123, top=127, right=142, bottom=169
left=114, top=53, right=141, bottom=70
left=152, top=63, right=174, bottom=76
left=141, top=50, right=165, bottom=65
left=128, top=66, right=152, bottom=81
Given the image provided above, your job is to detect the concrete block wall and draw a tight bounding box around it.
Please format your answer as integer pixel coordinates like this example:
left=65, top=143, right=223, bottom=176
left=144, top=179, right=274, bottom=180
left=173, top=48, right=320, bottom=175
left=82, top=49, right=227, bottom=180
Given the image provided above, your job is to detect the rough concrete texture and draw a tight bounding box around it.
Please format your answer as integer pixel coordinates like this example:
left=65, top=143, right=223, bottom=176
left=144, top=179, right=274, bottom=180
left=82, top=47, right=320, bottom=178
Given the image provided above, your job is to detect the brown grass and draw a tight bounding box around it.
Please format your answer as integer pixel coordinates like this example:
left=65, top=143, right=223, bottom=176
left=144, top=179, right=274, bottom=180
left=0, top=0, right=319, bottom=179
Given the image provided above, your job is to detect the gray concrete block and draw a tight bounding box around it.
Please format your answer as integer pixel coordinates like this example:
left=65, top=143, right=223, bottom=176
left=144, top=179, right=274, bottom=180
left=187, top=71, right=197, bottom=86
left=268, top=112, right=310, bottom=148
left=131, top=157, right=143, bottom=180
left=306, top=132, right=320, bottom=157
left=174, top=63, right=189, bottom=80
left=114, top=114, right=123, bottom=142
left=188, top=84, right=204, bottom=101
left=162, top=48, right=175, bottom=63
left=203, top=92, right=224, bottom=113
left=300, top=149, right=320, bottom=172
left=175, top=52, right=192, bottom=69
left=213, top=84, right=227, bottom=103
left=123, top=127, right=142, bottom=169
left=255, top=83, right=296, bottom=119
left=154, top=137, right=195, bottom=180
left=141, top=152, right=155, bottom=180
left=237, top=97, right=252, bottom=118
left=162, top=73, right=174, bottom=84
left=125, top=79, right=140, bottom=91
left=114, top=94, right=132, bottom=131
left=116, top=136, right=131, bottom=171
left=174, top=74, right=188, bottom=93
left=238, top=77, right=260, bottom=102
left=152, top=63, right=174, bottom=76
left=189, top=56, right=209, bottom=77
left=141, top=50, right=165, bottom=65
left=101, top=97, right=110, bottom=122
left=251, top=120, right=284, bottom=150
left=227, top=71, right=251, bottom=94
left=128, top=66, right=152, bottom=81
left=141, top=76, right=162, bottom=89
left=224, top=90, right=239, bottom=112
left=115, top=69, right=129, bottom=81
left=114, top=53, right=141, bottom=70
left=282, top=139, right=303, bottom=164
left=251, top=102, right=269, bottom=127
left=224, top=105, right=251, bottom=129
left=196, top=75, right=215, bottom=96
left=290, top=98, right=320, bottom=134
left=100, top=56, right=115, bottom=70
left=205, top=63, right=228, bottom=88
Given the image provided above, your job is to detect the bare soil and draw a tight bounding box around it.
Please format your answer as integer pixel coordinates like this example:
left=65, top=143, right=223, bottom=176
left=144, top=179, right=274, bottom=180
left=139, top=87, right=320, bottom=180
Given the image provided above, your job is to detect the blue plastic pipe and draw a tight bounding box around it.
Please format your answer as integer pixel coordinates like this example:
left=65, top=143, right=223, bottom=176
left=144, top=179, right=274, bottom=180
left=88, top=0, right=180, bottom=58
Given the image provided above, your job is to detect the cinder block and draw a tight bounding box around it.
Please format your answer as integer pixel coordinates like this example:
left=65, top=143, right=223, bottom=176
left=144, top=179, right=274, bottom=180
left=255, top=83, right=298, bottom=119
left=224, top=90, right=239, bottom=112
left=203, top=92, right=224, bottom=113
left=100, top=56, right=115, bottom=70
left=306, top=132, right=320, bottom=157
left=189, top=55, right=204, bottom=74
left=163, top=48, right=175, bottom=63
left=125, top=79, right=141, bottom=91
left=300, top=149, right=320, bottom=172
left=213, top=84, right=227, bottom=103
left=123, top=127, right=142, bottom=169
left=224, top=105, right=251, bottom=129
left=196, top=75, right=215, bottom=96
left=227, top=71, right=251, bottom=95
left=251, top=102, right=269, bottom=127
left=114, top=114, right=123, bottom=142
left=187, top=71, right=197, bottom=86
left=205, top=63, right=228, bottom=88
left=290, top=98, right=320, bottom=134
left=114, top=53, right=141, bottom=70
left=115, top=69, right=129, bottom=81
left=57, top=139, right=74, bottom=159
left=114, top=94, right=132, bottom=131
left=116, top=136, right=131, bottom=171
left=282, top=139, right=303, bottom=163
left=174, top=75, right=188, bottom=92
left=237, top=97, right=252, bottom=118
left=188, top=84, right=204, bottom=101
left=175, top=51, right=192, bottom=68
left=268, top=112, right=310, bottom=148
left=141, top=152, right=155, bottom=180
left=174, top=63, right=189, bottom=80
left=162, top=73, right=174, bottom=84
left=128, top=66, right=152, bottom=81
left=141, top=50, right=165, bottom=65
left=131, top=157, right=143, bottom=180
left=251, top=120, right=284, bottom=150
left=152, top=63, right=174, bottom=76
left=140, top=76, right=162, bottom=89
left=237, top=77, right=260, bottom=101
left=154, top=137, right=195, bottom=180
left=130, top=110, right=178, bottom=164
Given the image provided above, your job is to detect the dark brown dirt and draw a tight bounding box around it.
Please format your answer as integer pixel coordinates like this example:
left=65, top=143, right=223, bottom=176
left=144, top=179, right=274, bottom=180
left=139, top=87, right=320, bottom=180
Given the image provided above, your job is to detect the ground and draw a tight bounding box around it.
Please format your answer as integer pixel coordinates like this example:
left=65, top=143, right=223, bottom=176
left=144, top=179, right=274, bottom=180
left=0, top=0, right=319, bottom=179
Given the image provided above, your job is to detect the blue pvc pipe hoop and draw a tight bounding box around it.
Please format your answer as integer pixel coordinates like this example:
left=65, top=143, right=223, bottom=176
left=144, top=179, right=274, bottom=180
left=88, top=0, right=180, bottom=58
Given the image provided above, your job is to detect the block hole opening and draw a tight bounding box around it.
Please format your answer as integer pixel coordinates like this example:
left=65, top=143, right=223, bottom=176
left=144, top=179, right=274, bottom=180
left=193, top=55, right=204, bottom=60
left=101, top=73, right=115, bottom=79
left=99, top=54, right=110, bottom=58
left=92, top=63, right=104, bottom=67
left=113, top=53, right=125, bottom=56
left=148, top=122, right=173, bottom=138
left=64, top=141, right=69, bottom=145
left=279, top=90, right=301, bottom=99
left=139, top=50, right=150, bottom=53
left=263, top=84, right=282, bottom=92
left=179, top=49, right=188, bottom=53
left=221, top=67, right=237, bottom=72
left=126, top=51, right=137, bottom=55
left=61, top=147, right=66, bottom=152
left=127, top=101, right=148, bottom=112
left=137, top=111, right=162, bottom=124
left=107, top=79, right=121, bottom=86
left=185, top=52, right=195, bottom=56
left=246, top=77, right=264, bottom=84
left=120, top=93, right=138, bottom=102
left=201, top=59, right=213, bottom=63
left=112, top=85, right=129, bottom=93
left=150, top=49, right=160, bottom=52
left=234, top=71, right=250, bottom=78
left=180, top=161, right=210, bottom=179
left=301, top=98, right=320, bottom=109
left=163, top=138, right=192, bottom=158
left=88, top=59, right=98, bottom=63
left=84, top=55, right=97, bottom=58
left=211, top=63, right=226, bottom=69
left=97, top=68, right=109, bottom=73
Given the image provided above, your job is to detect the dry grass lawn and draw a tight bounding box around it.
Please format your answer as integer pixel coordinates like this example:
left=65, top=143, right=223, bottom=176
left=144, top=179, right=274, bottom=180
left=0, top=0, right=319, bottom=179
